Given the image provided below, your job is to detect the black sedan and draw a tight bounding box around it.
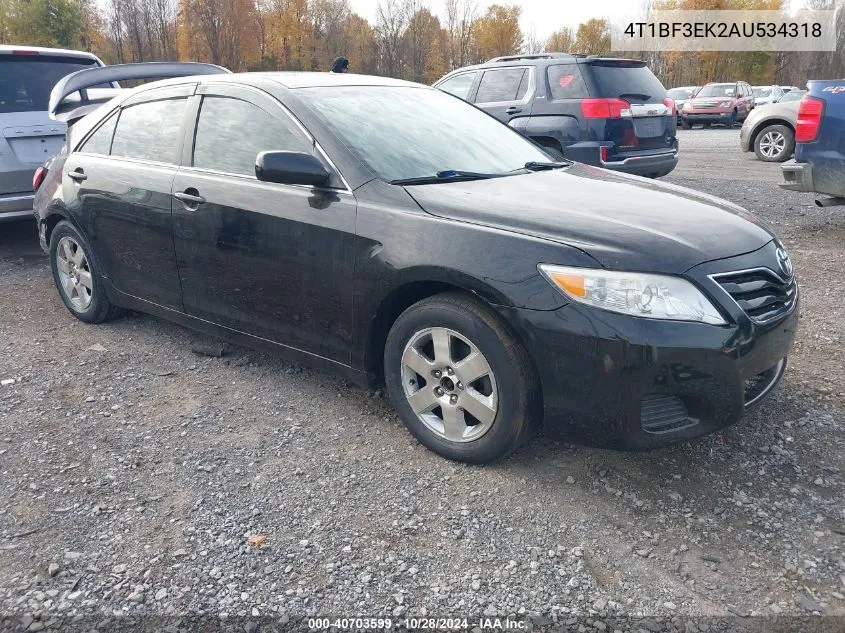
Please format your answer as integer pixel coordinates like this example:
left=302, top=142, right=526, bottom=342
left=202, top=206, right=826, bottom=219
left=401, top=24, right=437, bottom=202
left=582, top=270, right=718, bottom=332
left=34, top=64, right=799, bottom=463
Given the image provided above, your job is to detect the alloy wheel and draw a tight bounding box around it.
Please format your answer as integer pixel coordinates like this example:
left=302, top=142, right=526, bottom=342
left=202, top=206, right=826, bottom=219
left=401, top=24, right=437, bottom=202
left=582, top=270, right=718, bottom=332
left=759, top=131, right=786, bottom=159
left=56, top=236, right=93, bottom=311
left=400, top=327, right=498, bottom=443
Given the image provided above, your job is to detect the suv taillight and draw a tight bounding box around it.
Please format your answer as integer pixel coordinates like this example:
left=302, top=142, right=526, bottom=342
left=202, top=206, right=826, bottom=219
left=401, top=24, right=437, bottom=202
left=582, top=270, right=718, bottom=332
left=580, top=98, right=631, bottom=119
left=662, top=97, right=676, bottom=116
left=33, top=166, right=47, bottom=191
left=796, top=95, right=824, bottom=143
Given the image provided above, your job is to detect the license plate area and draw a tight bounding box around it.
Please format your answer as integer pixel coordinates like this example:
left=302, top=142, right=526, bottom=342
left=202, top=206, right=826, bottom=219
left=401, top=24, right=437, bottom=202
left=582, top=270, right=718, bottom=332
left=633, top=117, right=665, bottom=138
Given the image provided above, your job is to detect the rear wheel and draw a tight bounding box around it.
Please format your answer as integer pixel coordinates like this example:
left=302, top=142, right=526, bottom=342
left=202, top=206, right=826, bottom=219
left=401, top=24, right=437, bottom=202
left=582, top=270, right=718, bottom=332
left=383, top=292, right=539, bottom=463
left=754, top=124, right=794, bottom=162
left=50, top=221, right=123, bottom=323
left=703, top=122, right=711, bottom=129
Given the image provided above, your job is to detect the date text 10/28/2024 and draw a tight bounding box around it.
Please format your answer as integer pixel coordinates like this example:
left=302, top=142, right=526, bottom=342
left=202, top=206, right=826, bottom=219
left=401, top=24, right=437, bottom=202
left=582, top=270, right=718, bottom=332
left=308, top=617, right=526, bottom=630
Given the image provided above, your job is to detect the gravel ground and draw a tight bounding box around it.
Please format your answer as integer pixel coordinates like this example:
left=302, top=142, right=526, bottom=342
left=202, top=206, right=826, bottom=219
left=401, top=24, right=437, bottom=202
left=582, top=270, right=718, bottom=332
left=0, top=128, right=843, bottom=632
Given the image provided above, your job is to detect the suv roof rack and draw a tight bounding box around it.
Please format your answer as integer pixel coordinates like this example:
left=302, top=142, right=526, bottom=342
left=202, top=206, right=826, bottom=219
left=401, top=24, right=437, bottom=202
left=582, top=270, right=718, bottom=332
left=486, top=52, right=586, bottom=63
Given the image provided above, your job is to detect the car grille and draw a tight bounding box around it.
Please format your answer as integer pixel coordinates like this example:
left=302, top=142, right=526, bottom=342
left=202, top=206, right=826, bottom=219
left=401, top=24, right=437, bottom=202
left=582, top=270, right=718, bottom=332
left=713, top=268, right=797, bottom=323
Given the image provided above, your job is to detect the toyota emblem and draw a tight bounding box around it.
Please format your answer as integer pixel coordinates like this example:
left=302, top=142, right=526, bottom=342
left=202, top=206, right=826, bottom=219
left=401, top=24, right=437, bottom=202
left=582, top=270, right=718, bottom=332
left=776, top=247, right=793, bottom=278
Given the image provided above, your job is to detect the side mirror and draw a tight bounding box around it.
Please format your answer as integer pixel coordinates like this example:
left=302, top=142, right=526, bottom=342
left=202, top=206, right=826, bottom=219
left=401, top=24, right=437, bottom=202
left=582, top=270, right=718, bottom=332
left=255, top=151, right=330, bottom=187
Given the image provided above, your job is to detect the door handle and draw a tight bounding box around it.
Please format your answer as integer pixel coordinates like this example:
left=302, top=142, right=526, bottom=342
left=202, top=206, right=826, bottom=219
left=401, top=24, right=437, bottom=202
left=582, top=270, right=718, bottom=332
left=174, top=190, right=206, bottom=207
left=68, top=169, right=87, bottom=182
left=506, top=107, right=522, bottom=115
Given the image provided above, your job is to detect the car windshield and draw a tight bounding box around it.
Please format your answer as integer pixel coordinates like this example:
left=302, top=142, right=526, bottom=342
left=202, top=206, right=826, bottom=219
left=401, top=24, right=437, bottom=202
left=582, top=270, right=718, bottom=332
left=696, top=83, right=736, bottom=98
left=0, top=55, right=101, bottom=113
left=297, top=86, right=550, bottom=182
left=667, top=88, right=693, bottom=99
left=779, top=90, right=806, bottom=102
left=753, top=87, right=772, bottom=98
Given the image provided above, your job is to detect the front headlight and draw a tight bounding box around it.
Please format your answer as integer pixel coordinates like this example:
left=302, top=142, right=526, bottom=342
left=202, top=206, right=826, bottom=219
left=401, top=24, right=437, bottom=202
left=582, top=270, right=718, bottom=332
left=719, top=100, right=732, bottom=107
left=683, top=102, right=692, bottom=110
left=538, top=264, right=726, bottom=325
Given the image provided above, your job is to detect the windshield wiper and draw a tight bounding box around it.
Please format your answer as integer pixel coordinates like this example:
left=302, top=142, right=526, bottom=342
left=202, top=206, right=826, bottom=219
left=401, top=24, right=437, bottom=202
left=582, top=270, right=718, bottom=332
left=522, top=160, right=571, bottom=171
left=619, top=92, right=651, bottom=102
left=390, top=170, right=500, bottom=186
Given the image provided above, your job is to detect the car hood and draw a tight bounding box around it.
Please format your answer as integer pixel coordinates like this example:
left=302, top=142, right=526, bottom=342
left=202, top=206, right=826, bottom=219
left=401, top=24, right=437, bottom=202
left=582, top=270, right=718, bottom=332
left=405, top=164, right=776, bottom=274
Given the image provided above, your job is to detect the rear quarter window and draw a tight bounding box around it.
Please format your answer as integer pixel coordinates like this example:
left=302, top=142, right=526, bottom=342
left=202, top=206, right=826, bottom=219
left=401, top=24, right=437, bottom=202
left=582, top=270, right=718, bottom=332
left=475, top=68, right=528, bottom=103
left=111, top=98, right=187, bottom=163
left=547, top=64, right=589, bottom=100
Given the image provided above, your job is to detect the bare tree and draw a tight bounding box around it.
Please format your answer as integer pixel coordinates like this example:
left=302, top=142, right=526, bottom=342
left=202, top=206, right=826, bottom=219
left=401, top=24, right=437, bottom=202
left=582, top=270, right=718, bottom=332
left=444, top=0, right=478, bottom=69
left=375, top=0, right=406, bottom=76
left=522, top=26, right=545, bottom=54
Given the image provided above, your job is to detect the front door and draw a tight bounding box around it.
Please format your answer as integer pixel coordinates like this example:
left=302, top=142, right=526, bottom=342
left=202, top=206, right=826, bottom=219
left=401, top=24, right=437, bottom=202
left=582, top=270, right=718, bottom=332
left=171, top=85, right=356, bottom=364
left=63, top=88, right=191, bottom=309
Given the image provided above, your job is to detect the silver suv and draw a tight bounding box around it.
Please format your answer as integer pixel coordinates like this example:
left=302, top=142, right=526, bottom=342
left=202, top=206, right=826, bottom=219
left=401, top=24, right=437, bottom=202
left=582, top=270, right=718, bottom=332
left=1, top=45, right=107, bottom=222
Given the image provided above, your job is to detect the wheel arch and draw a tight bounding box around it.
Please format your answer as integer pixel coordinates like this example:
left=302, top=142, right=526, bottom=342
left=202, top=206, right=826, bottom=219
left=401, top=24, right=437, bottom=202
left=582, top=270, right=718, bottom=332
left=363, top=274, right=527, bottom=388
left=749, top=118, right=794, bottom=149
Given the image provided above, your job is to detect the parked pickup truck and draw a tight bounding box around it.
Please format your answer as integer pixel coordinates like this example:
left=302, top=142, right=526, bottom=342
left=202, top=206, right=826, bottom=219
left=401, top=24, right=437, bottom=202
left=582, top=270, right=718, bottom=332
left=780, top=80, right=845, bottom=207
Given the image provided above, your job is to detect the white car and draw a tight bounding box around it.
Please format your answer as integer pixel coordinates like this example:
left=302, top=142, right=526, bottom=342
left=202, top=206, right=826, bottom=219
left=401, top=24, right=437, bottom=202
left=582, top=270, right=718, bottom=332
left=752, top=85, right=785, bottom=107
left=0, top=45, right=110, bottom=222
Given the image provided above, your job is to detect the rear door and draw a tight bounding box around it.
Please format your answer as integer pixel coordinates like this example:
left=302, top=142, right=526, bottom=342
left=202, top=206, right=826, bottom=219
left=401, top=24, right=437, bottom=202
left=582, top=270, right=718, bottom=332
left=62, top=85, right=190, bottom=310
left=583, top=60, right=676, bottom=156
left=472, top=66, right=533, bottom=124
left=0, top=52, right=102, bottom=202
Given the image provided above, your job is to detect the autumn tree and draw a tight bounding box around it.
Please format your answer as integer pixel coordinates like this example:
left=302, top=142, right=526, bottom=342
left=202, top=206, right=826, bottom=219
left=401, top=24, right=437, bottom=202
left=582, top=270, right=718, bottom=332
left=574, top=18, right=610, bottom=55
left=546, top=26, right=574, bottom=53
left=3, top=0, right=84, bottom=48
left=403, top=2, right=445, bottom=82
left=472, top=4, right=521, bottom=61
left=375, top=0, right=406, bottom=76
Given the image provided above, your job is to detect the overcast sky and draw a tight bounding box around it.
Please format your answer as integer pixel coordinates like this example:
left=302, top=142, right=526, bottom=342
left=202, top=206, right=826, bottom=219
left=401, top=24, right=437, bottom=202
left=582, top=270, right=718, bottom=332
left=348, top=0, right=811, bottom=40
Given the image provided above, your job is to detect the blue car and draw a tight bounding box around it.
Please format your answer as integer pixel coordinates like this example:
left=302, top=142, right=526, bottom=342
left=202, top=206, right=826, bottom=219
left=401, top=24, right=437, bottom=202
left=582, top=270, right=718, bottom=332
left=780, top=80, right=845, bottom=206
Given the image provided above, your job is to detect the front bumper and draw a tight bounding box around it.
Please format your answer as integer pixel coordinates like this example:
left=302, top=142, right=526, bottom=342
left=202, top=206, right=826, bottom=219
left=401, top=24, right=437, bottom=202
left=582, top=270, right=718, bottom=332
left=682, top=111, right=734, bottom=124
left=497, top=245, right=799, bottom=449
left=780, top=159, right=814, bottom=193
left=502, top=302, right=797, bottom=449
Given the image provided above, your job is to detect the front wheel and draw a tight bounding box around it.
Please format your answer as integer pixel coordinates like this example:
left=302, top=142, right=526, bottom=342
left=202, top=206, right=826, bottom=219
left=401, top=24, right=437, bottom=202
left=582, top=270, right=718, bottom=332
left=383, top=293, right=539, bottom=463
left=754, top=124, right=794, bottom=162
left=49, top=220, right=123, bottom=323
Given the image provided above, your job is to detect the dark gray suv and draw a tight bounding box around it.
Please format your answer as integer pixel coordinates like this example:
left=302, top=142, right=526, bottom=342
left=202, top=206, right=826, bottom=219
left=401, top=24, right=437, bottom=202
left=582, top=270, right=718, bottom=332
left=435, top=53, right=678, bottom=178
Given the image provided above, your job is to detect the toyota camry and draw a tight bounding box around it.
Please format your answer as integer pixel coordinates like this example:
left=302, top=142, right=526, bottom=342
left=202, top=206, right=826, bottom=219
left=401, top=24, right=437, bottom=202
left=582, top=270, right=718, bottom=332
left=34, top=63, right=798, bottom=463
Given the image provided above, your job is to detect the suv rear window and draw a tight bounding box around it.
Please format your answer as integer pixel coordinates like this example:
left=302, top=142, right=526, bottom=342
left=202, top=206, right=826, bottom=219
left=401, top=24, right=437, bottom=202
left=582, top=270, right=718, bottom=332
left=0, top=55, right=100, bottom=113
left=587, top=62, right=666, bottom=103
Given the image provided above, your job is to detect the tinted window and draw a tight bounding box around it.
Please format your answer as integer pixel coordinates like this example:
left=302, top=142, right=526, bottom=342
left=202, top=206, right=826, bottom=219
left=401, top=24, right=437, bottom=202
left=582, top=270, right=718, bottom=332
left=298, top=86, right=549, bottom=182
left=475, top=68, right=527, bottom=103
left=588, top=62, right=666, bottom=102
left=547, top=64, right=589, bottom=99
left=667, top=88, right=694, bottom=99
left=79, top=112, right=117, bottom=155
left=753, top=87, right=771, bottom=98
left=779, top=90, right=806, bottom=102
left=111, top=98, right=187, bottom=163
left=437, top=72, right=478, bottom=100
left=0, top=56, right=100, bottom=113
left=193, top=96, right=311, bottom=177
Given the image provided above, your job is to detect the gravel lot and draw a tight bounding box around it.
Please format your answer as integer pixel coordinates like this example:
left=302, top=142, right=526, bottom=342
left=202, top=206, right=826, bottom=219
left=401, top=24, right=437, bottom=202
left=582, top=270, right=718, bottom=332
left=1, top=128, right=844, bottom=632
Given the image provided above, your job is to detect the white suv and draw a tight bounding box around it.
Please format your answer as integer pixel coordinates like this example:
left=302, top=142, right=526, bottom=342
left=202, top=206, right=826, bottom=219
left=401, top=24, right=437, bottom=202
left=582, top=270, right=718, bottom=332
left=0, top=45, right=108, bottom=222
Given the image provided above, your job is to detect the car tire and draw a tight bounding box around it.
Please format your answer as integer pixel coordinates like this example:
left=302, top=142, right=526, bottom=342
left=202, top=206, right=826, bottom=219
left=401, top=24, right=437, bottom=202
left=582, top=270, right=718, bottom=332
left=383, top=292, right=539, bottom=463
left=753, top=124, right=795, bottom=162
left=703, top=122, right=711, bottom=129
left=681, top=118, right=692, bottom=130
left=49, top=220, right=123, bottom=324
